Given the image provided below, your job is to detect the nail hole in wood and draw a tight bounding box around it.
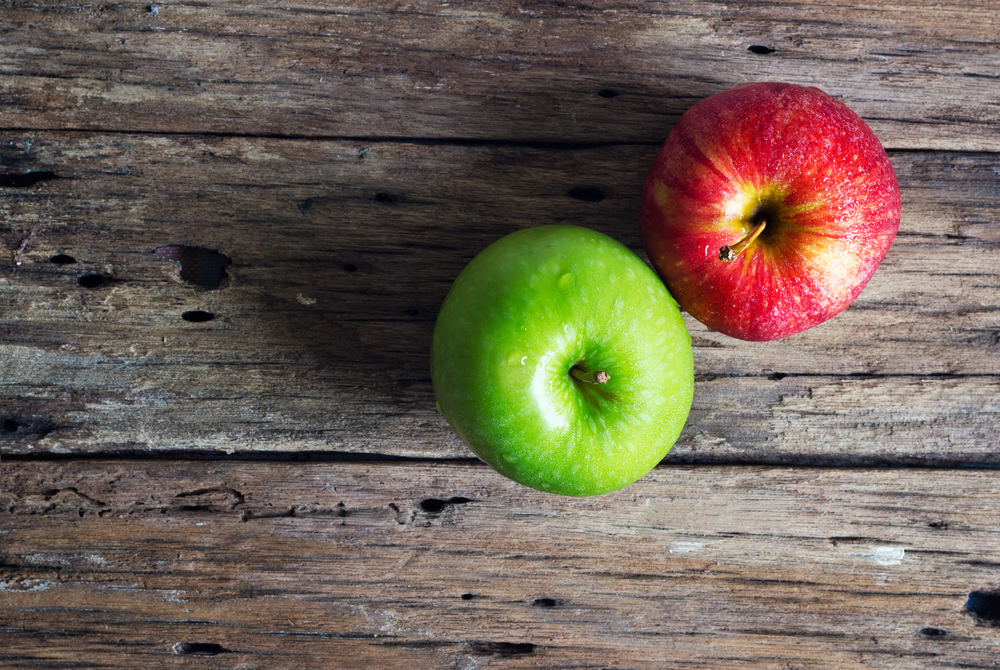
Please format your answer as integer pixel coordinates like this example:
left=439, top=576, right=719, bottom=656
left=155, top=245, right=231, bottom=289
left=533, top=597, right=558, bottom=608
left=597, top=89, right=619, bottom=98
left=920, top=627, right=947, bottom=637
left=768, top=372, right=786, bottom=381
left=0, top=170, right=57, bottom=188
left=172, top=642, right=232, bottom=656
left=49, top=254, right=76, bottom=265
left=343, top=263, right=358, bottom=273
left=77, top=274, right=109, bottom=289
left=1, top=418, right=22, bottom=433
left=748, top=45, right=776, bottom=54
left=567, top=186, right=605, bottom=203
left=298, top=198, right=314, bottom=214
left=965, top=590, right=1000, bottom=623
left=420, top=497, right=472, bottom=513
left=461, top=593, right=476, bottom=600
left=181, top=310, right=215, bottom=323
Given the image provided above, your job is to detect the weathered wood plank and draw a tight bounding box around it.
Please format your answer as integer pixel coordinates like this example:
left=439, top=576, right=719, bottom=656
left=2, top=133, right=998, bottom=459
left=2, top=460, right=999, bottom=669
left=3, top=0, right=1000, bottom=150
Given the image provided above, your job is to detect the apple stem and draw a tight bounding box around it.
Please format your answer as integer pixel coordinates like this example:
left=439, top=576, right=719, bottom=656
left=719, top=220, right=767, bottom=262
left=571, top=367, right=610, bottom=384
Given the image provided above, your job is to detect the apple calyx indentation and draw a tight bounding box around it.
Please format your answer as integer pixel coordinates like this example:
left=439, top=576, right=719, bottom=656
left=719, top=220, right=767, bottom=262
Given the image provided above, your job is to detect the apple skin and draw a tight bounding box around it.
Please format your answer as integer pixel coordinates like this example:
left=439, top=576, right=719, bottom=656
left=431, top=226, right=693, bottom=497
left=640, top=82, right=901, bottom=341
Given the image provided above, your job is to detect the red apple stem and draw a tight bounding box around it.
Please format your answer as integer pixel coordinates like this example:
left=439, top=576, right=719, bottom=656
left=719, top=220, right=767, bottom=262
left=570, top=368, right=610, bottom=384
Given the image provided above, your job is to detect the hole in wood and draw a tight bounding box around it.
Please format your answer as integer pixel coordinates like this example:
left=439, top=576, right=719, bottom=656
left=533, top=597, right=558, bottom=608
left=420, top=497, right=472, bottom=513
left=172, top=642, right=232, bottom=656
left=343, top=263, right=359, bottom=273
left=0, top=416, right=54, bottom=439
left=920, top=627, right=947, bottom=637
left=965, top=590, right=1000, bottom=623
left=373, top=191, right=400, bottom=204
left=0, top=170, right=57, bottom=188
left=155, top=245, right=231, bottom=289
left=299, top=197, right=314, bottom=213
left=181, top=310, right=215, bottom=323
left=461, top=593, right=476, bottom=600
left=567, top=186, right=605, bottom=203
left=49, top=254, right=77, bottom=265
left=748, top=45, right=776, bottom=54
left=77, top=274, right=109, bottom=289
left=597, top=89, right=619, bottom=98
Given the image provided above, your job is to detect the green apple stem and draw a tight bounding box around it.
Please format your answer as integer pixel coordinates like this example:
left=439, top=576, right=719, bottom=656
left=719, top=220, right=767, bottom=262
left=570, top=367, right=610, bottom=384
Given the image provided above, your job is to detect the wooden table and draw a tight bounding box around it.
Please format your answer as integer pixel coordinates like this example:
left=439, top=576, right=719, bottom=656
left=3, top=1, right=999, bottom=667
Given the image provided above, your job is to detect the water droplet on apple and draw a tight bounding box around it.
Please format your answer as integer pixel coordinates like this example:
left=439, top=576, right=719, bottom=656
left=507, top=352, right=528, bottom=366
left=557, top=272, right=575, bottom=292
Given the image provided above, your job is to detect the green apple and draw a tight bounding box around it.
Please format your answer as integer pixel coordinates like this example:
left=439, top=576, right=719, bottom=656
left=431, top=225, right=693, bottom=496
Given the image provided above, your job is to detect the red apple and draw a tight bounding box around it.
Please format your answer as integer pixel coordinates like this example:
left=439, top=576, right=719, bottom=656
left=640, top=82, right=901, bottom=341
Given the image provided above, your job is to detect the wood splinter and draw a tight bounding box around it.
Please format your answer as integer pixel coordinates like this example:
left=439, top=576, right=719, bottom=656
left=14, top=228, right=37, bottom=266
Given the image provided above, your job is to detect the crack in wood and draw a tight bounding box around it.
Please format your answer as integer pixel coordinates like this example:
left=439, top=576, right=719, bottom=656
left=467, top=641, right=538, bottom=656
left=171, top=641, right=232, bottom=656
left=41, top=487, right=107, bottom=507
left=239, top=502, right=351, bottom=522
left=0, top=171, right=57, bottom=188
left=175, top=487, right=245, bottom=508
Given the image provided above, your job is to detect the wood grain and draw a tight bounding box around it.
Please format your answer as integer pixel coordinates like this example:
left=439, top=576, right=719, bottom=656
left=2, top=134, right=998, bottom=460
left=2, top=0, right=1000, bottom=150
left=2, top=459, right=1000, bottom=669
left=5, top=1, right=1000, bottom=668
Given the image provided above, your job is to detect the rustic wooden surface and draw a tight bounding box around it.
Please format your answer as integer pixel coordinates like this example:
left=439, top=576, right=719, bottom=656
left=3, top=0, right=1000, bottom=667
left=4, top=460, right=1000, bottom=669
